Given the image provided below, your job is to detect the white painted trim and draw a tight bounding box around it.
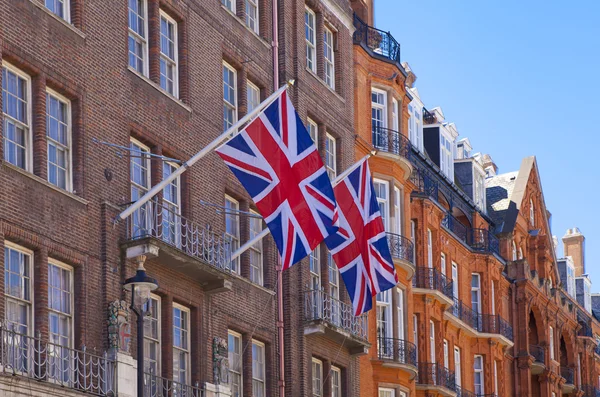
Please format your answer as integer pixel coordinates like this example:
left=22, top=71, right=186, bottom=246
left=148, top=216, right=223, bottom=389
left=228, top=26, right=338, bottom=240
left=159, top=10, right=179, bottom=99
left=172, top=302, right=191, bottom=385
left=45, top=88, right=73, bottom=192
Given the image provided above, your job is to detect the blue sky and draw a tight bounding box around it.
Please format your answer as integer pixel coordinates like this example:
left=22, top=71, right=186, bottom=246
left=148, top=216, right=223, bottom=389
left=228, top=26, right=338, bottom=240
left=375, top=1, right=600, bottom=290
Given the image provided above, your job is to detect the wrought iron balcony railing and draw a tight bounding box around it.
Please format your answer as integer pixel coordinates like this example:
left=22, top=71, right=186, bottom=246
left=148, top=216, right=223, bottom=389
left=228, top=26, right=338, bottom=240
left=578, top=322, right=593, bottom=338
left=442, top=214, right=500, bottom=256
left=412, top=266, right=453, bottom=300
left=582, top=385, right=600, bottom=397
left=144, top=372, right=204, bottom=397
left=479, top=314, right=514, bottom=341
left=304, top=289, right=368, bottom=340
left=377, top=337, right=417, bottom=367
left=410, top=168, right=439, bottom=200
left=561, top=366, right=574, bottom=385
left=449, top=298, right=480, bottom=330
left=371, top=126, right=411, bottom=160
left=423, top=107, right=436, bottom=124
left=126, top=199, right=233, bottom=272
left=386, top=232, right=414, bottom=264
left=456, top=387, right=498, bottom=397
left=353, top=14, right=400, bottom=63
left=0, top=324, right=116, bottom=395
left=417, top=362, right=456, bottom=391
left=529, top=344, right=545, bottom=364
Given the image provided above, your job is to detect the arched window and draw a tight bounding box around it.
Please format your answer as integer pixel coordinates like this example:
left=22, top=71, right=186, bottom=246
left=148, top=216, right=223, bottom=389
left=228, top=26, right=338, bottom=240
left=530, top=199, right=535, bottom=226
left=512, top=241, right=517, bottom=261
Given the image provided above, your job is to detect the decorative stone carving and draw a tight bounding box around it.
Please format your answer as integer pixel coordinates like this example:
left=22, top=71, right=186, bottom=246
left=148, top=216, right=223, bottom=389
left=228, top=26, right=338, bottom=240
left=108, top=300, right=131, bottom=354
left=213, top=336, right=229, bottom=385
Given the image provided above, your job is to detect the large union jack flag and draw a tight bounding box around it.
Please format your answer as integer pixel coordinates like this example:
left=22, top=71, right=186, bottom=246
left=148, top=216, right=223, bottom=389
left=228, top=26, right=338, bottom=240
left=216, top=90, right=338, bottom=270
left=325, top=158, right=398, bottom=315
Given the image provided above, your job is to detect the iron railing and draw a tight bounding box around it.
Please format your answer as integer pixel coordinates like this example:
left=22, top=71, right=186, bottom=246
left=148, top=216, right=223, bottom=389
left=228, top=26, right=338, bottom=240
left=529, top=344, right=545, bottom=364
left=386, top=232, right=414, bottom=265
left=0, top=324, right=116, bottom=395
left=126, top=199, right=233, bottom=271
left=582, top=385, right=600, bottom=397
left=478, top=314, right=514, bottom=341
left=456, top=388, right=498, bottom=397
left=304, top=289, right=368, bottom=340
left=410, top=168, right=439, bottom=199
left=449, top=298, right=479, bottom=330
left=412, top=267, right=454, bottom=299
left=442, top=214, right=500, bottom=255
left=561, top=366, right=574, bottom=385
left=144, top=372, right=204, bottom=397
left=417, top=362, right=456, bottom=391
left=423, top=107, right=436, bottom=124
left=371, top=126, right=411, bottom=160
left=595, top=342, right=600, bottom=356
left=578, top=322, right=594, bottom=338
left=377, top=337, right=417, bottom=367
left=352, top=14, right=400, bottom=63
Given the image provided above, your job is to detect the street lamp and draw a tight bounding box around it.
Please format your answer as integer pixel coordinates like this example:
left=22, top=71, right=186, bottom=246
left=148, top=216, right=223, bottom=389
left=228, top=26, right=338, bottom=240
left=124, top=256, right=159, bottom=397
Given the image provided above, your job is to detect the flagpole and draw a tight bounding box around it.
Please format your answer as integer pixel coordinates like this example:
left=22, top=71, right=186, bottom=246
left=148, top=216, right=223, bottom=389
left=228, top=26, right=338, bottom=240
left=229, top=151, right=376, bottom=262
left=116, top=81, right=294, bottom=222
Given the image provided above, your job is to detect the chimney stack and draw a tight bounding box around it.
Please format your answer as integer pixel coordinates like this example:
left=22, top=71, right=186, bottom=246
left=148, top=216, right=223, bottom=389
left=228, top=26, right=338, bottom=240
left=563, top=227, right=585, bottom=276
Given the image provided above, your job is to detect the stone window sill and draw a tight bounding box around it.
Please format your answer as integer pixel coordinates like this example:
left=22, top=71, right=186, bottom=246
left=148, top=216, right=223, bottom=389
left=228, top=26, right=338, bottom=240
left=29, top=0, right=86, bottom=39
left=305, top=67, right=345, bottom=103
left=127, top=67, right=192, bottom=113
left=221, top=5, right=271, bottom=49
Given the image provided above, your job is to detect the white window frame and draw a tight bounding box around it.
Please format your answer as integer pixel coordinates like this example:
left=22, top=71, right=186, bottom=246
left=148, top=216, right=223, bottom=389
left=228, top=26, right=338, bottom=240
left=312, top=357, right=323, bottom=397
left=443, top=339, right=449, bottom=368
left=512, top=241, right=517, bottom=261
left=45, top=0, right=71, bottom=22
left=223, top=62, right=238, bottom=131
left=128, top=0, right=149, bottom=76
left=494, top=360, right=498, bottom=394
left=454, top=346, right=462, bottom=387
left=2, top=62, right=33, bottom=172
left=222, top=0, right=236, bottom=13
left=331, top=366, right=341, bottom=397
left=530, top=199, right=535, bottom=226
left=374, top=179, right=390, bottom=231
left=325, top=133, right=336, bottom=179
left=46, top=88, right=72, bottom=191
left=452, top=262, right=459, bottom=300
left=427, top=229, right=433, bottom=268
left=439, top=131, right=454, bottom=181
left=309, top=246, right=321, bottom=290
left=328, top=251, right=340, bottom=325
left=414, top=106, right=422, bottom=151
left=245, top=0, right=259, bottom=34
left=251, top=340, right=265, bottom=397
left=143, top=294, right=161, bottom=376
left=305, top=7, right=317, bottom=73
left=159, top=11, right=179, bottom=98
left=441, top=253, right=446, bottom=277
left=378, top=388, right=395, bottom=397
left=162, top=161, right=181, bottom=246
left=518, top=247, right=523, bottom=260
left=47, top=259, right=74, bottom=351
left=471, top=273, right=481, bottom=315
left=377, top=290, right=392, bottom=340
left=225, top=195, right=240, bottom=274
left=392, top=98, right=399, bottom=131
left=397, top=288, right=405, bottom=341
left=410, top=221, right=416, bottom=263
left=228, top=330, right=243, bottom=396
left=130, top=138, right=152, bottom=237
left=4, top=242, right=34, bottom=337
left=429, top=320, right=435, bottom=364
left=371, top=88, right=388, bottom=150
left=393, top=186, right=401, bottom=235
left=172, top=303, right=191, bottom=386
left=247, top=81, right=261, bottom=113
left=473, top=171, right=485, bottom=210
left=307, top=118, right=318, bottom=147
left=323, top=25, right=335, bottom=89
left=249, top=210, right=263, bottom=286
left=474, top=355, right=484, bottom=394
left=547, top=326, right=553, bottom=360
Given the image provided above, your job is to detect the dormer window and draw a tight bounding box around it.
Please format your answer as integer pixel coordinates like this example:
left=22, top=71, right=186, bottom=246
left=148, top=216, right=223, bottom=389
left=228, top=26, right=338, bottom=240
left=530, top=199, right=535, bottom=226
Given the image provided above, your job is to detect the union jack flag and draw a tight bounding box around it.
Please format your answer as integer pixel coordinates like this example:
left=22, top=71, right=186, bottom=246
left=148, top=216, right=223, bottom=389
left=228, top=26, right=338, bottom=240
left=216, top=90, right=338, bottom=270
left=325, top=158, right=398, bottom=315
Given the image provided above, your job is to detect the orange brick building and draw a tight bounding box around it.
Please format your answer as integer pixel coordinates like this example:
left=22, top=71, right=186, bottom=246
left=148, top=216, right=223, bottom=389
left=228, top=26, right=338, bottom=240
left=351, top=2, right=600, bottom=397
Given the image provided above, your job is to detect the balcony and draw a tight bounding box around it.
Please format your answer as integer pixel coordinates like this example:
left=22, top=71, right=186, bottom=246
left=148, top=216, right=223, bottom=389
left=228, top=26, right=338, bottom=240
left=446, top=298, right=479, bottom=333
left=377, top=337, right=418, bottom=378
left=456, top=387, right=498, bottom=397
left=582, top=385, right=600, bottom=397
left=578, top=322, right=594, bottom=338
left=386, top=232, right=415, bottom=278
left=372, top=126, right=412, bottom=175
left=423, top=107, right=437, bottom=124
left=561, top=367, right=576, bottom=394
left=416, top=363, right=456, bottom=396
left=529, top=344, right=545, bottom=375
left=144, top=372, right=204, bottom=397
left=353, top=14, right=401, bottom=64
left=0, top=324, right=116, bottom=396
left=444, top=300, right=514, bottom=346
left=303, top=289, right=369, bottom=354
left=122, top=199, right=233, bottom=293
left=412, top=267, right=454, bottom=307
left=442, top=214, right=500, bottom=256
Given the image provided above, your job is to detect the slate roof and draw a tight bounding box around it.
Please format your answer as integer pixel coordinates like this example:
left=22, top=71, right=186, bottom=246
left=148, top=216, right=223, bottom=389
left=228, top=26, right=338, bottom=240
left=485, top=171, right=518, bottom=232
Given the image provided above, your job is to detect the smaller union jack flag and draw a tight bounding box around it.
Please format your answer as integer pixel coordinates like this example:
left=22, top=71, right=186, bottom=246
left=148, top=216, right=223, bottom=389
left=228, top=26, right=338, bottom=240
left=325, top=158, right=398, bottom=315
left=216, top=90, right=339, bottom=271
